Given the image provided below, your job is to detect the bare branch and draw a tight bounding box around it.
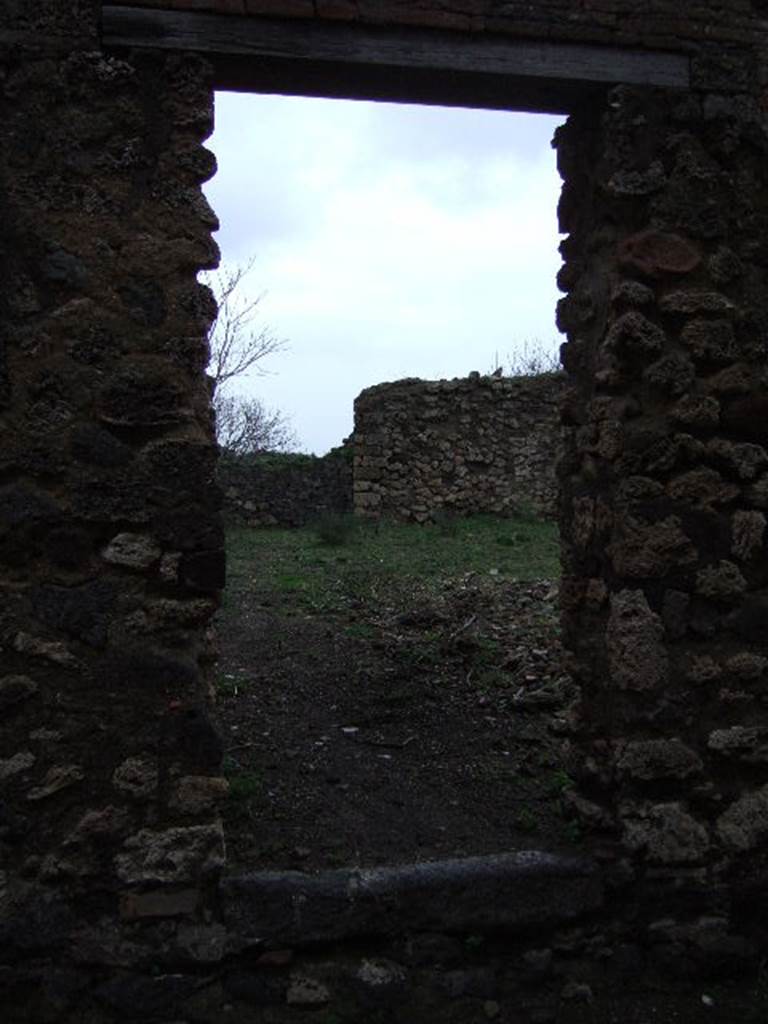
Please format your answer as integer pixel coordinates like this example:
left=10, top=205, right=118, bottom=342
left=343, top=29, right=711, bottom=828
left=202, top=260, right=288, bottom=394
left=489, top=338, right=563, bottom=378
left=214, top=391, right=298, bottom=456
left=199, top=259, right=297, bottom=454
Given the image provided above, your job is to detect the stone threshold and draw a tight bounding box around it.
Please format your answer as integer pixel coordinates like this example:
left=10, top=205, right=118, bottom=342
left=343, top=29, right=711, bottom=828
left=221, top=850, right=604, bottom=949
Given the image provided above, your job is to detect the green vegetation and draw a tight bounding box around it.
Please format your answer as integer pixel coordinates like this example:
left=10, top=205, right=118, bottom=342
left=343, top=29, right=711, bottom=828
left=227, top=772, right=263, bottom=801
left=516, top=808, right=538, bottom=833
left=215, top=674, right=252, bottom=698
left=225, top=512, right=559, bottom=618
left=313, top=511, right=359, bottom=547
left=547, top=768, right=575, bottom=795
left=223, top=755, right=264, bottom=801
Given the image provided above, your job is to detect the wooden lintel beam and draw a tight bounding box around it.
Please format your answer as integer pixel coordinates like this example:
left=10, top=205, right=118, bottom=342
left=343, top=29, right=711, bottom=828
left=102, top=6, right=690, bottom=107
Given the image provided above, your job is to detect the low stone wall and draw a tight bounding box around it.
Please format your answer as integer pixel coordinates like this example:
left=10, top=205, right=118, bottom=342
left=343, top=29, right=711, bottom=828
left=353, top=372, right=565, bottom=522
left=219, top=450, right=352, bottom=527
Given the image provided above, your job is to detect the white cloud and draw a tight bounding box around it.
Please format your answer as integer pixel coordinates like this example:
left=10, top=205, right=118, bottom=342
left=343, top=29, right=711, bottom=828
left=205, top=93, right=565, bottom=454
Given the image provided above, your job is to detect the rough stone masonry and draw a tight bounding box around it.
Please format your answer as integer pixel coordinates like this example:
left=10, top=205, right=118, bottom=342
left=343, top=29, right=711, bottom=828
left=354, top=372, right=564, bottom=521
left=2, top=1, right=768, bottom=1020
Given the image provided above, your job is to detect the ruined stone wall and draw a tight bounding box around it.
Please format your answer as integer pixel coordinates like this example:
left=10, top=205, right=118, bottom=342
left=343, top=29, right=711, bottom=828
left=219, top=450, right=352, bottom=526
left=557, top=83, right=768, bottom=927
left=1, top=0, right=227, bottom=985
left=354, top=373, right=564, bottom=522
left=3, top=0, right=768, bottom=1019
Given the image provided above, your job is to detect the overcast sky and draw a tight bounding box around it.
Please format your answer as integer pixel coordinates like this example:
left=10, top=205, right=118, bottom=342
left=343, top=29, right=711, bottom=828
left=203, top=92, right=566, bottom=455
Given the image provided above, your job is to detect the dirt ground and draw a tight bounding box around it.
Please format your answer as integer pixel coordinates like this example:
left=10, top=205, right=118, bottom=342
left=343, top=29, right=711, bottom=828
left=214, top=571, right=582, bottom=873
left=211, top=556, right=768, bottom=1022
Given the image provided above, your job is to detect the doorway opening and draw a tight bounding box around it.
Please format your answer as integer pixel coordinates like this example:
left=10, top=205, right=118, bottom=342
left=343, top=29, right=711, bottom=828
left=203, top=92, right=573, bottom=872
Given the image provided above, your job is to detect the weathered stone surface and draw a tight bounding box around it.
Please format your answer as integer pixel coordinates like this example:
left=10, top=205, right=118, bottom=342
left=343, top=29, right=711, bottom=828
left=717, top=786, right=768, bottom=852
left=725, top=652, right=767, bottom=680
left=286, top=975, right=331, bottom=1007
left=606, top=591, right=668, bottom=691
left=708, top=727, right=768, bottom=763
left=102, top=532, right=162, bottom=570
left=622, top=803, right=710, bottom=864
left=176, top=922, right=228, bottom=963
left=644, top=352, right=695, bottom=395
left=0, top=675, right=38, bottom=712
left=220, top=449, right=353, bottom=528
left=112, top=757, right=158, bottom=800
left=708, top=439, right=768, bottom=480
left=159, top=552, right=182, bottom=583
left=696, top=560, right=747, bottom=601
left=611, top=280, right=655, bottom=308
left=747, top=475, right=768, bottom=509
left=616, top=476, right=664, bottom=505
left=65, top=806, right=128, bottom=847
left=70, top=423, right=134, bottom=468
left=607, top=162, right=666, bottom=197
left=145, top=598, right=217, bottom=628
left=103, top=647, right=200, bottom=694
left=222, top=853, right=603, bottom=947
left=563, top=791, right=614, bottom=830
left=708, top=246, right=743, bottom=284
left=609, top=517, right=697, bottom=578
left=119, top=888, right=200, bottom=920
left=170, top=775, right=229, bottom=815
left=96, top=363, right=190, bottom=427
left=615, top=739, right=703, bottom=781
left=661, top=589, right=690, bottom=640
left=660, top=291, right=735, bottom=315
left=604, top=312, right=665, bottom=356
left=115, top=824, right=226, bottom=883
left=27, top=765, right=85, bottom=801
left=354, top=958, right=407, bottom=992
left=667, top=468, right=739, bottom=509
left=13, top=632, right=77, bottom=667
left=617, top=230, right=701, bottom=277
left=685, top=654, right=722, bottom=684
left=732, top=510, right=765, bottom=561
left=0, top=751, right=36, bottom=782
left=32, top=581, right=115, bottom=648
left=671, top=394, right=720, bottom=428
left=705, top=363, right=755, bottom=396
left=681, top=319, right=736, bottom=362
left=354, top=374, right=564, bottom=522
left=0, top=484, right=60, bottom=531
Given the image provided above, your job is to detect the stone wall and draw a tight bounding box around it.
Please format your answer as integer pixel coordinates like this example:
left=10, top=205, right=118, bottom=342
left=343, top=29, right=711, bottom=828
left=556, top=84, right=768, bottom=927
left=0, top=0, right=227, bottom=984
left=354, top=372, right=564, bottom=522
left=4, top=0, right=768, bottom=1019
left=219, top=450, right=352, bottom=526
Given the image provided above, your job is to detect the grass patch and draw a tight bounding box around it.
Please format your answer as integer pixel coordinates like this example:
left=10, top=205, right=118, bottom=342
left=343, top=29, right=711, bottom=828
left=313, top=511, right=358, bottom=547
left=225, top=513, right=559, bottom=618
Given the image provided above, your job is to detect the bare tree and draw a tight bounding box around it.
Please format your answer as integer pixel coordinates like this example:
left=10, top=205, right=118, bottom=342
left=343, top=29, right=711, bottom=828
left=205, top=259, right=287, bottom=392
left=202, top=260, right=298, bottom=454
left=214, top=394, right=297, bottom=457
